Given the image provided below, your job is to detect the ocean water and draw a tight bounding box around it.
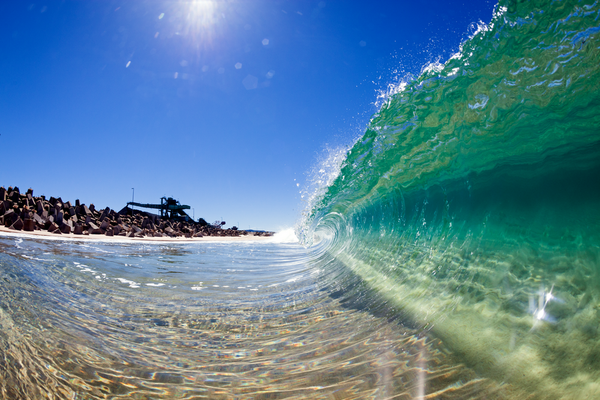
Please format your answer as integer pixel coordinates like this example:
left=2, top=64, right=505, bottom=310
left=2, top=0, right=600, bottom=398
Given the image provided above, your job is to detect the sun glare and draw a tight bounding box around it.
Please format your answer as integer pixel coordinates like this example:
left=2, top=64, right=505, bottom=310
left=187, top=0, right=219, bottom=28
left=175, top=0, right=231, bottom=49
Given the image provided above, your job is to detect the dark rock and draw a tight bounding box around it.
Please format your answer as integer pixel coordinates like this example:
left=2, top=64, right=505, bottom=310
left=73, top=224, right=83, bottom=234
left=88, top=221, right=103, bottom=234
left=10, top=217, right=24, bottom=231
left=33, top=213, right=44, bottom=225
left=23, top=219, right=35, bottom=231
left=47, top=222, right=59, bottom=233
left=75, top=199, right=80, bottom=207
left=100, top=219, right=111, bottom=230
left=99, top=207, right=110, bottom=221
left=20, top=209, right=32, bottom=220
left=0, top=187, right=5, bottom=201
left=60, top=223, right=71, bottom=234
left=4, top=210, right=16, bottom=227
left=105, top=228, right=114, bottom=236
left=9, top=191, right=20, bottom=203
left=56, top=211, right=64, bottom=225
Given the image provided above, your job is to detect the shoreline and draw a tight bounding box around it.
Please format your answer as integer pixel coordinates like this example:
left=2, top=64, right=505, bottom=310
left=0, top=225, right=273, bottom=244
left=0, top=186, right=275, bottom=242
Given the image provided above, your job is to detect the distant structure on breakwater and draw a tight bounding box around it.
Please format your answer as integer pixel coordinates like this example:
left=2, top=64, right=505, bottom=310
left=126, top=197, right=192, bottom=221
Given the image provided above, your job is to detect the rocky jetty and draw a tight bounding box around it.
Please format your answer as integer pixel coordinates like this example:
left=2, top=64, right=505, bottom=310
left=0, top=186, right=273, bottom=238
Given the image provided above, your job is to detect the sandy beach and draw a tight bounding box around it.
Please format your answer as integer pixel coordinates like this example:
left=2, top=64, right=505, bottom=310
left=0, top=225, right=274, bottom=243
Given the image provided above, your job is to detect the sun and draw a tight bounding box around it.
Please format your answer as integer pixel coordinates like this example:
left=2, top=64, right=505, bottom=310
left=186, top=0, right=220, bottom=28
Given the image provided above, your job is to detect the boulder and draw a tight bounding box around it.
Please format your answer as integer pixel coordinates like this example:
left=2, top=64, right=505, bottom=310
left=73, top=224, right=84, bottom=235
left=47, top=222, right=59, bottom=233
left=10, top=217, right=24, bottom=231
left=105, top=228, right=114, bottom=237
left=36, top=200, right=44, bottom=214
left=100, top=219, right=111, bottom=230
left=60, top=223, right=71, bottom=234
left=88, top=221, right=103, bottom=234
left=99, top=207, right=110, bottom=221
left=23, top=219, right=35, bottom=232
left=9, top=191, right=20, bottom=203
left=4, top=210, right=16, bottom=227
left=33, top=213, right=44, bottom=226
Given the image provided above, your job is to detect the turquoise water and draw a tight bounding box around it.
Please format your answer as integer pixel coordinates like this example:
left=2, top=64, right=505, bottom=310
left=2, top=0, right=600, bottom=398
left=304, top=0, right=600, bottom=397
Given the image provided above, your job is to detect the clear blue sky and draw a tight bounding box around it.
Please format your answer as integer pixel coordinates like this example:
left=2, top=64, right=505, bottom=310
left=0, top=0, right=496, bottom=231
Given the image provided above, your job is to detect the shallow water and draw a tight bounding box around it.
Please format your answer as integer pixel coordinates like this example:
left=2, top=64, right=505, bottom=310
left=0, top=235, right=511, bottom=399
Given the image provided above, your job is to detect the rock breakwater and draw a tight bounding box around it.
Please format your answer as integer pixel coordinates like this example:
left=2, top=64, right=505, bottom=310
left=0, top=186, right=273, bottom=238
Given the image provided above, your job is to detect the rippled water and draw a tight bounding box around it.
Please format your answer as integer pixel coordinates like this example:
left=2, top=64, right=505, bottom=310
left=0, top=234, right=510, bottom=399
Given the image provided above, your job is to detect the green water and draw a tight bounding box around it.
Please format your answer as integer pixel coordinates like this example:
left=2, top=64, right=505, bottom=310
left=305, top=0, right=600, bottom=397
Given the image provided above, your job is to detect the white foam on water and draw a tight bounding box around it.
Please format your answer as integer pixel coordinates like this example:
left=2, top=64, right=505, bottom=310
left=269, top=228, right=299, bottom=243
